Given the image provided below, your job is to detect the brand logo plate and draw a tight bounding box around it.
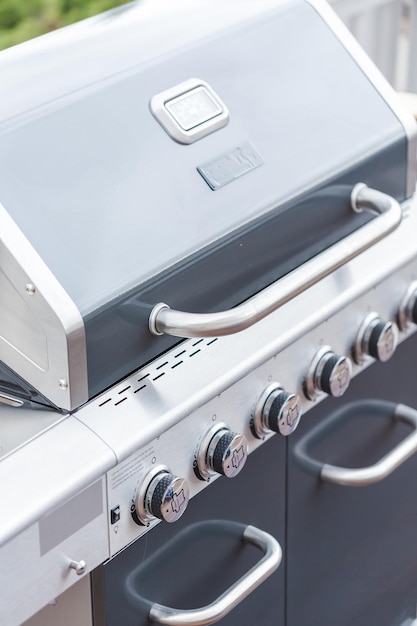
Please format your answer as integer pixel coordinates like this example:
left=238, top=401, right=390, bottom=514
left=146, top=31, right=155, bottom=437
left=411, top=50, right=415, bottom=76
left=197, top=141, right=263, bottom=190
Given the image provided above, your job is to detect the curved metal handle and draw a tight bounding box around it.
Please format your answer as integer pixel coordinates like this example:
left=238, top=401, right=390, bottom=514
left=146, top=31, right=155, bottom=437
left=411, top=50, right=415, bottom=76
left=295, top=401, right=417, bottom=486
left=147, top=524, right=281, bottom=626
left=149, top=184, right=402, bottom=338
left=321, top=404, right=417, bottom=486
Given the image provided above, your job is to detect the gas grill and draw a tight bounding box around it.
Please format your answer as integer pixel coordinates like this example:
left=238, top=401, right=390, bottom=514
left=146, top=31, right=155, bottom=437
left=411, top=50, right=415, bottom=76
left=1, top=1, right=417, bottom=625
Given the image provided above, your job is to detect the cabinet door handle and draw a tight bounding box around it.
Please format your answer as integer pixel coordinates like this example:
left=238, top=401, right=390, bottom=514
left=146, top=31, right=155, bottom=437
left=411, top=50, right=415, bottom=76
left=149, top=184, right=401, bottom=338
left=126, top=521, right=282, bottom=625
left=295, top=400, right=417, bottom=486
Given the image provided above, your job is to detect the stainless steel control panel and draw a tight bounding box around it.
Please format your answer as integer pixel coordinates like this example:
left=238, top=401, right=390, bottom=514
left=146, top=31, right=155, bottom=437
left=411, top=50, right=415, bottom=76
left=104, top=255, right=417, bottom=556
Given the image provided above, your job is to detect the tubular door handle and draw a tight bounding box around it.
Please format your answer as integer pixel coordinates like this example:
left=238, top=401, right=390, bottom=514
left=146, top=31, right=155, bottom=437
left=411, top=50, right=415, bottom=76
left=126, top=522, right=282, bottom=626
left=149, top=184, right=402, bottom=338
left=321, top=404, right=417, bottom=485
left=296, top=401, right=417, bottom=486
left=150, top=525, right=281, bottom=625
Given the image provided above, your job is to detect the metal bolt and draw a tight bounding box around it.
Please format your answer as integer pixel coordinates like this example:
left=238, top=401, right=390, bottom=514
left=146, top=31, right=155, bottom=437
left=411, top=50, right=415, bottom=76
left=69, top=560, right=86, bottom=576
left=25, top=283, right=36, bottom=295
left=58, top=379, right=69, bottom=390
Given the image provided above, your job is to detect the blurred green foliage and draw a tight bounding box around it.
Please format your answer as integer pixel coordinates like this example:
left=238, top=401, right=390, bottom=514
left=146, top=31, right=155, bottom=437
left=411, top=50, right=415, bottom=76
left=0, top=0, right=128, bottom=50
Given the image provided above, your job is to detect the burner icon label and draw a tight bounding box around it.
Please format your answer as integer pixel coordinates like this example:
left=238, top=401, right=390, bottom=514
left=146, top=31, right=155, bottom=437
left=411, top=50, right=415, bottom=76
left=285, top=405, right=300, bottom=428
left=336, top=364, right=350, bottom=392
left=232, top=445, right=245, bottom=469
left=170, top=489, right=187, bottom=514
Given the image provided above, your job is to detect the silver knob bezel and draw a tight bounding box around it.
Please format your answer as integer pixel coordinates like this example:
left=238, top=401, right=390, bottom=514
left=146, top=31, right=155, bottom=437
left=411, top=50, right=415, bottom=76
left=253, top=383, right=302, bottom=437
left=135, top=465, right=169, bottom=525
left=135, top=465, right=189, bottom=525
left=398, top=281, right=417, bottom=331
left=305, top=345, right=332, bottom=400
left=196, top=423, right=229, bottom=480
left=353, top=311, right=398, bottom=364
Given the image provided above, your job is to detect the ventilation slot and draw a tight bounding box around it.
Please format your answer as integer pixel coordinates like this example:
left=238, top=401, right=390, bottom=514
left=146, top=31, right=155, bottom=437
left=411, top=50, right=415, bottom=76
left=97, top=337, right=219, bottom=410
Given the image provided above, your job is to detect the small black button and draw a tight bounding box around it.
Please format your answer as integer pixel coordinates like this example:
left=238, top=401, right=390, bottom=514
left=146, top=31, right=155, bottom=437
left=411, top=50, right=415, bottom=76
left=110, top=506, right=121, bottom=524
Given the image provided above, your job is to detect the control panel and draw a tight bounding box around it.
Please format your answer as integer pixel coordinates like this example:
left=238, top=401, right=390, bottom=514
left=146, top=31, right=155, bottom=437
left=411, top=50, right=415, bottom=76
left=105, top=269, right=417, bottom=556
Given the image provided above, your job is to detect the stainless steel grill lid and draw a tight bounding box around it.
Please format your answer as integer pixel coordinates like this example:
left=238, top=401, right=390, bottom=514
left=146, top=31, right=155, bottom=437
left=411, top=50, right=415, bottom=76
left=0, top=0, right=415, bottom=410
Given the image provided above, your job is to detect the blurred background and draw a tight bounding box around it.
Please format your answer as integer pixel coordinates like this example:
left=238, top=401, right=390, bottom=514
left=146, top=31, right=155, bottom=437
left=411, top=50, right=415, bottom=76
left=0, top=0, right=127, bottom=50
left=0, top=0, right=416, bottom=92
left=330, top=0, right=416, bottom=92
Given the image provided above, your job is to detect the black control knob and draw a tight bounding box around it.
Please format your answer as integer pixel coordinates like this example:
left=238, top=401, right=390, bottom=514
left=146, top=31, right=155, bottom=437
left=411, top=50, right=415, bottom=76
left=305, top=346, right=352, bottom=400
left=354, top=313, right=398, bottom=363
left=134, top=467, right=189, bottom=525
left=211, top=430, right=247, bottom=477
left=147, top=473, right=189, bottom=522
left=368, top=321, right=397, bottom=361
left=196, top=424, right=248, bottom=480
left=398, top=282, right=417, bottom=330
left=253, top=384, right=302, bottom=437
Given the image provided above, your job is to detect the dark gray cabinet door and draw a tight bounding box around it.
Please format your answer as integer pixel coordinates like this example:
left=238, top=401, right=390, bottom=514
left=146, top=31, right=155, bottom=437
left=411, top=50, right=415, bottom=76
left=92, top=433, right=285, bottom=626
left=287, top=334, right=417, bottom=626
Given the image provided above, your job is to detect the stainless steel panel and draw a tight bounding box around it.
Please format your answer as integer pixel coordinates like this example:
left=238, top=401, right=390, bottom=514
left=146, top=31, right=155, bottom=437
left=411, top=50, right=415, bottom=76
left=0, top=403, right=62, bottom=459
left=39, top=481, right=103, bottom=555
left=0, top=417, right=116, bottom=546
left=22, top=577, right=92, bottom=626
left=0, top=480, right=108, bottom=626
left=0, top=204, right=88, bottom=410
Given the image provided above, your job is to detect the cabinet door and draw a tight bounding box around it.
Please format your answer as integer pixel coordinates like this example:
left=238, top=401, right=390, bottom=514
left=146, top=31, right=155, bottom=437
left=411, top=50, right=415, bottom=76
left=287, top=334, right=417, bottom=626
left=92, top=433, right=285, bottom=626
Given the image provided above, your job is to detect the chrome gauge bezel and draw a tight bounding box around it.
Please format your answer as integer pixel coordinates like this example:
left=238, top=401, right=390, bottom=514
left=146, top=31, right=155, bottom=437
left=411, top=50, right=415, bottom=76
left=134, top=464, right=170, bottom=525
left=195, top=422, right=229, bottom=481
left=253, top=382, right=284, bottom=438
left=305, top=345, right=333, bottom=400
left=398, top=281, right=417, bottom=331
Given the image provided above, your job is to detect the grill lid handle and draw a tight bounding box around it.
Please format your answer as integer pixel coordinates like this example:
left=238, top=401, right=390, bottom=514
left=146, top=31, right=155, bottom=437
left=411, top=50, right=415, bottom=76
left=149, top=184, right=402, bottom=338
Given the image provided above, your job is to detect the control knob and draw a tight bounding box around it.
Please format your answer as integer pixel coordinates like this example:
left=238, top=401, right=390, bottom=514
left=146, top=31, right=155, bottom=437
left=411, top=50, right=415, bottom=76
left=354, top=312, right=398, bottom=363
left=305, top=346, right=352, bottom=400
left=134, top=466, right=189, bottom=525
left=253, top=383, right=302, bottom=438
left=195, top=423, right=248, bottom=481
left=398, top=282, right=417, bottom=330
